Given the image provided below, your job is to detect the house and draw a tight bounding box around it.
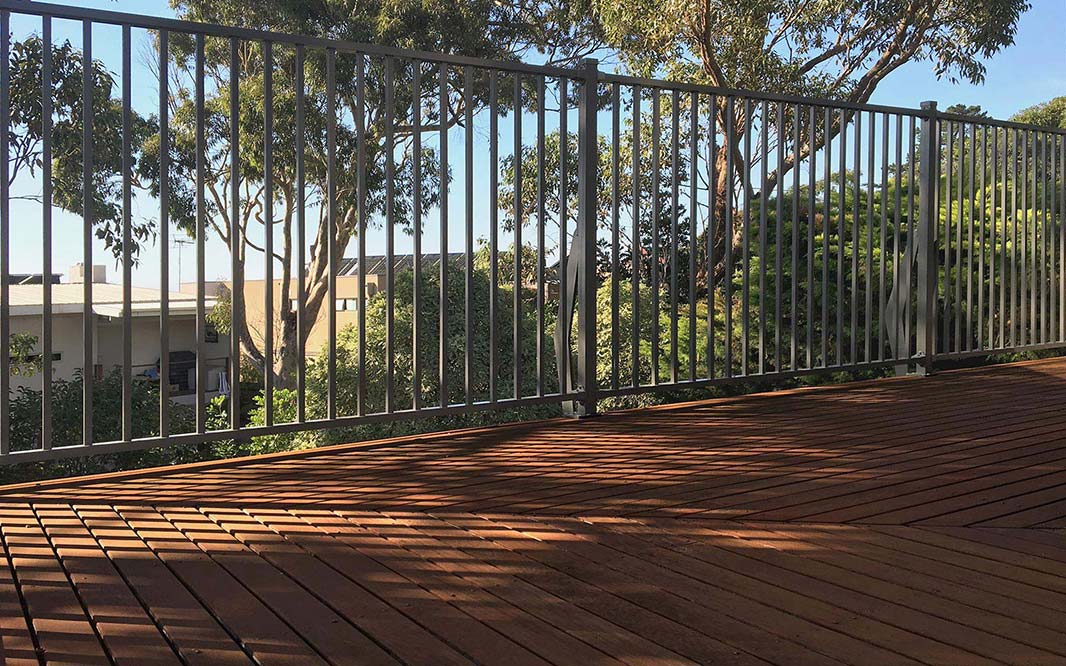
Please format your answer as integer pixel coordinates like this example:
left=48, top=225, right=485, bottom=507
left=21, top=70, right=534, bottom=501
left=7, top=264, right=230, bottom=404
left=204, top=253, right=463, bottom=359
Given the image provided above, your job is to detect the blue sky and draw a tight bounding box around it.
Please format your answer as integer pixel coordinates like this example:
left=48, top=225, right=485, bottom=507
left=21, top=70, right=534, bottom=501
left=6, top=0, right=1065, bottom=288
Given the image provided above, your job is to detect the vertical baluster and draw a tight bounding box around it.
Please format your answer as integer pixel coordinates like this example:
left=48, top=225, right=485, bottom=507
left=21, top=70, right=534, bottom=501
left=892, top=115, right=903, bottom=359
left=866, top=111, right=874, bottom=362
left=942, top=121, right=953, bottom=354
left=690, top=93, right=699, bottom=381
left=292, top=45, right=303, bottom=423
left=1057, top=134, right=1064, bottom=342
left=790, top=103, right=800, bottom=370
left=385, top=57, right=396, bottom=412
left=775, top=102, right=784, bottom=372
left=610, top=84, right=620, bottom=389
left=194, top=33, right=207, bottom=430
left=488, top=71, right=498, bottom=403
left=40, top=17, right=53, bottom=450
left=558, top=77, right=570, bottom=393
left=356, top=53, right=367, bottom=414
left=965, top=122, right=974, bottom=350
left=233, top=40, right=245, bottom=427
left=1010, top=128, right=1018, bottom=347
left=464, top=66, right=474, bottom=404
left=536, top=77, right=546, bottom=394
left=1000, top=128, right=1007, bottom=347
left=0, top=10, right=9, bottom=452
left=158, top=30, right=170, bottom=437
left=651, top=89, right=661, bottom=384
left=1022, top=130, right=1030, bottom=346
left=822, top=106, right=831, bottom=366
left=412, top=62, right=422, bottom=410
left=959, top=118, right=967, bottom=351
left=806, top=105, right=816, bottom=370
left=631, top=86, right=641, bottom=386
left=1041, top=130, right=1047, bottom=343
left=878, top=112, right=887, bottom=359
left=758, top=100, right=768, bottom=374
left=990, top=125, right=998, bottom=349
left=907, top=116, right=917, bottom=358
left=438, top=64, right=449, bottom=406
left=1059, top=134, right=1065, bottom=341
left=742, top=99, right=753, bottom=374
left=836, top=108, right=846, bottom=365
left=81, top=20, right=94, bottom=446
left=707, top=95, right=717, bottom=379
left=851, top=110, right=861, bottom=364
left=978, top=123, right=986, bottom=350
left=670, top=91, right=680, bottom=382
left=120, top=25, right=132, bottom=441
left=259, top=39, right=271, bottom=426
left=513, top=74, right=524, bottom=400
left=724, top=98, right=735, bottom=377
left=325, top=49, right=337, bottom=419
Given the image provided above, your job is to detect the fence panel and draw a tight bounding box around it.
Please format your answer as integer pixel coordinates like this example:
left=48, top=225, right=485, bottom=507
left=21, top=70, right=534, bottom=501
left=0, top=0, right=1064, bottom=463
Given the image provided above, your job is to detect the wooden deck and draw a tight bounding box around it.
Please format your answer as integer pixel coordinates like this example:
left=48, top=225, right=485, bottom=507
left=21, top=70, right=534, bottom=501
left=1, top=358, right=1065, bottom=665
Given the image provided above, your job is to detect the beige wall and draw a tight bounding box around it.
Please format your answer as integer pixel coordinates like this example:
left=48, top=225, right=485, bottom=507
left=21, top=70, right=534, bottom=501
left=9, top=312, right=229, bottom=394
left=10, top=313, right=86, bottom=393
left=213, top=273, right=383, bottom=358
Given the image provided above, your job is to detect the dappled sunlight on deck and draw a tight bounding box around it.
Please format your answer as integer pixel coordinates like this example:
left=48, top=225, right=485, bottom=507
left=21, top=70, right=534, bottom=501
left=1, top=358, right=1065, bottom=664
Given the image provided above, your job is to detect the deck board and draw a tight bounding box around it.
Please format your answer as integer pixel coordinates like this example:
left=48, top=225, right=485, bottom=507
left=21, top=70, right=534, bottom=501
left=1, top=358, right=1065, bottom=665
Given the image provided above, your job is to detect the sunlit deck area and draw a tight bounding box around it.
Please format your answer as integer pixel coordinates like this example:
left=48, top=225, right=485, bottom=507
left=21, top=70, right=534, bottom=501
left=1, top=358, right=1065, bottom=665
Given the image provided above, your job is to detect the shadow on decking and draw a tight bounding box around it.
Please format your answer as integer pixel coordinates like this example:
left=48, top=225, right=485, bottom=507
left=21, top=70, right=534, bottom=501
left=1, top=359, right=1064, bottom=527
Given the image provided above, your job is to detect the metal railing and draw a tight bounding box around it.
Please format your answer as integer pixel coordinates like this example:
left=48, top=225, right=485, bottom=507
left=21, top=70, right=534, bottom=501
left=0, top=0, right=1063, bottom=463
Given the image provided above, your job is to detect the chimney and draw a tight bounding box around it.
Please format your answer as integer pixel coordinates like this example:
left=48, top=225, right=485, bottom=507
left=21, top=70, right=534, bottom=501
left=69, top=263, right=107, bottom=284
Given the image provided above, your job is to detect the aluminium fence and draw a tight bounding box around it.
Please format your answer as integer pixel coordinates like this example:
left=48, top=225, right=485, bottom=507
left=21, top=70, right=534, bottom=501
left=0, top=0, right=1064, bottom=463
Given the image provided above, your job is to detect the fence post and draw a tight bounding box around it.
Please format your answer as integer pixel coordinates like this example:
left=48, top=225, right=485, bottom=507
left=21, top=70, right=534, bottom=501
left=915, top=100, right=939, bottom=375
left=570, top=57, right=599, bottom=416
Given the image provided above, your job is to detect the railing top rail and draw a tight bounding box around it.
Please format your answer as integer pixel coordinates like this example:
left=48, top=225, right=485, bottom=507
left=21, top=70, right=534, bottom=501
left=0, top=0, right=579, bottom=79
left=3, top=0, right=1063, bottom=137
left=600, top=72, right=1066, bottom=137
left=598, top=72, right=927, bottom=119
left=936, top=110, right=1066, bottom=136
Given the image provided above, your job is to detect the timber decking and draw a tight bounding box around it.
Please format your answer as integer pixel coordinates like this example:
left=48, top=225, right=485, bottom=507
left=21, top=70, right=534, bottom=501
left=0, top=358, right=1064, bottom=665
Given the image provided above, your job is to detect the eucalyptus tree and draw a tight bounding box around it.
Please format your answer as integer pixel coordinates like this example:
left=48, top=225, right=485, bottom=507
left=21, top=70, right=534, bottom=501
left=504, top=0, right=1029, bottom=288
left=146, top=0, right=606, bottom=385
left=6, top=35, right=156, bottom=259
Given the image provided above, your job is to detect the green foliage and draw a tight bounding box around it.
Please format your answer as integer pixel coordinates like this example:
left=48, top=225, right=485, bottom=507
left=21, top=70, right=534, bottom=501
left=7, top=333, right=42, bottom=377
left=247, top=251, right=561, bottom=450
left=592, top=1, right=1028, bottom=91
left=7, top=35, right=156, bottom=259
left=1011, top=97, right=1066, bottom=130
left=7, top=369, right=195, bottom=451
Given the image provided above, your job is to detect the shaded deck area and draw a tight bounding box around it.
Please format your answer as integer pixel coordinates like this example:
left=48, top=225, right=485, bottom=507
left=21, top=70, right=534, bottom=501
left=1, top=358, right=1065, bottom=665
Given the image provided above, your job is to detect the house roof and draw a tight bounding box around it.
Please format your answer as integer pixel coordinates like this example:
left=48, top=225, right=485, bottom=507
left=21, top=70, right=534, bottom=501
left=337, top=252, right=465, bottom=277
left=7, top=283, right=211, bottom=317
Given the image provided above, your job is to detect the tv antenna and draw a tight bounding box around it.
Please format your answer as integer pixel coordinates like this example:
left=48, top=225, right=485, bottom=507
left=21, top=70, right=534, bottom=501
left=173, top=236, right=194, bottom=287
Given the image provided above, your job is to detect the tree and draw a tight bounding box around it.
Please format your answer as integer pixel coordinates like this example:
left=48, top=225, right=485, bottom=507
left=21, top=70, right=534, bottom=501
left=8, top=333, right=42, bottom=377
left=506, top=0, right=1029, bottom=288
left=1011, top=97, right=1066, bottom=130
left=247, top=246, right=558, bottom=451
left=150, top=0, right=607, bottom=387
left=6, top=35, right=156, bottom=259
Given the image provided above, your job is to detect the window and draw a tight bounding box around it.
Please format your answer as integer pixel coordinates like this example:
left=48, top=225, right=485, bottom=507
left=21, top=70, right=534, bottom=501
left=8, top=352, right=61, bottom=364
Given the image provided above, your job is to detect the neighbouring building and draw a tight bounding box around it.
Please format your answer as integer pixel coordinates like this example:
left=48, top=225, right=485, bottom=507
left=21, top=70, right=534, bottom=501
left=8, top=264, right=230, bottom=405
left=202, top=253, right=463, bottom=359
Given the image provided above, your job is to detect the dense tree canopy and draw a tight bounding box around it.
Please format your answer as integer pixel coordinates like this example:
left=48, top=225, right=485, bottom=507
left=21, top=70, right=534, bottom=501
left=1011, top=96, right=1066, bottom=130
